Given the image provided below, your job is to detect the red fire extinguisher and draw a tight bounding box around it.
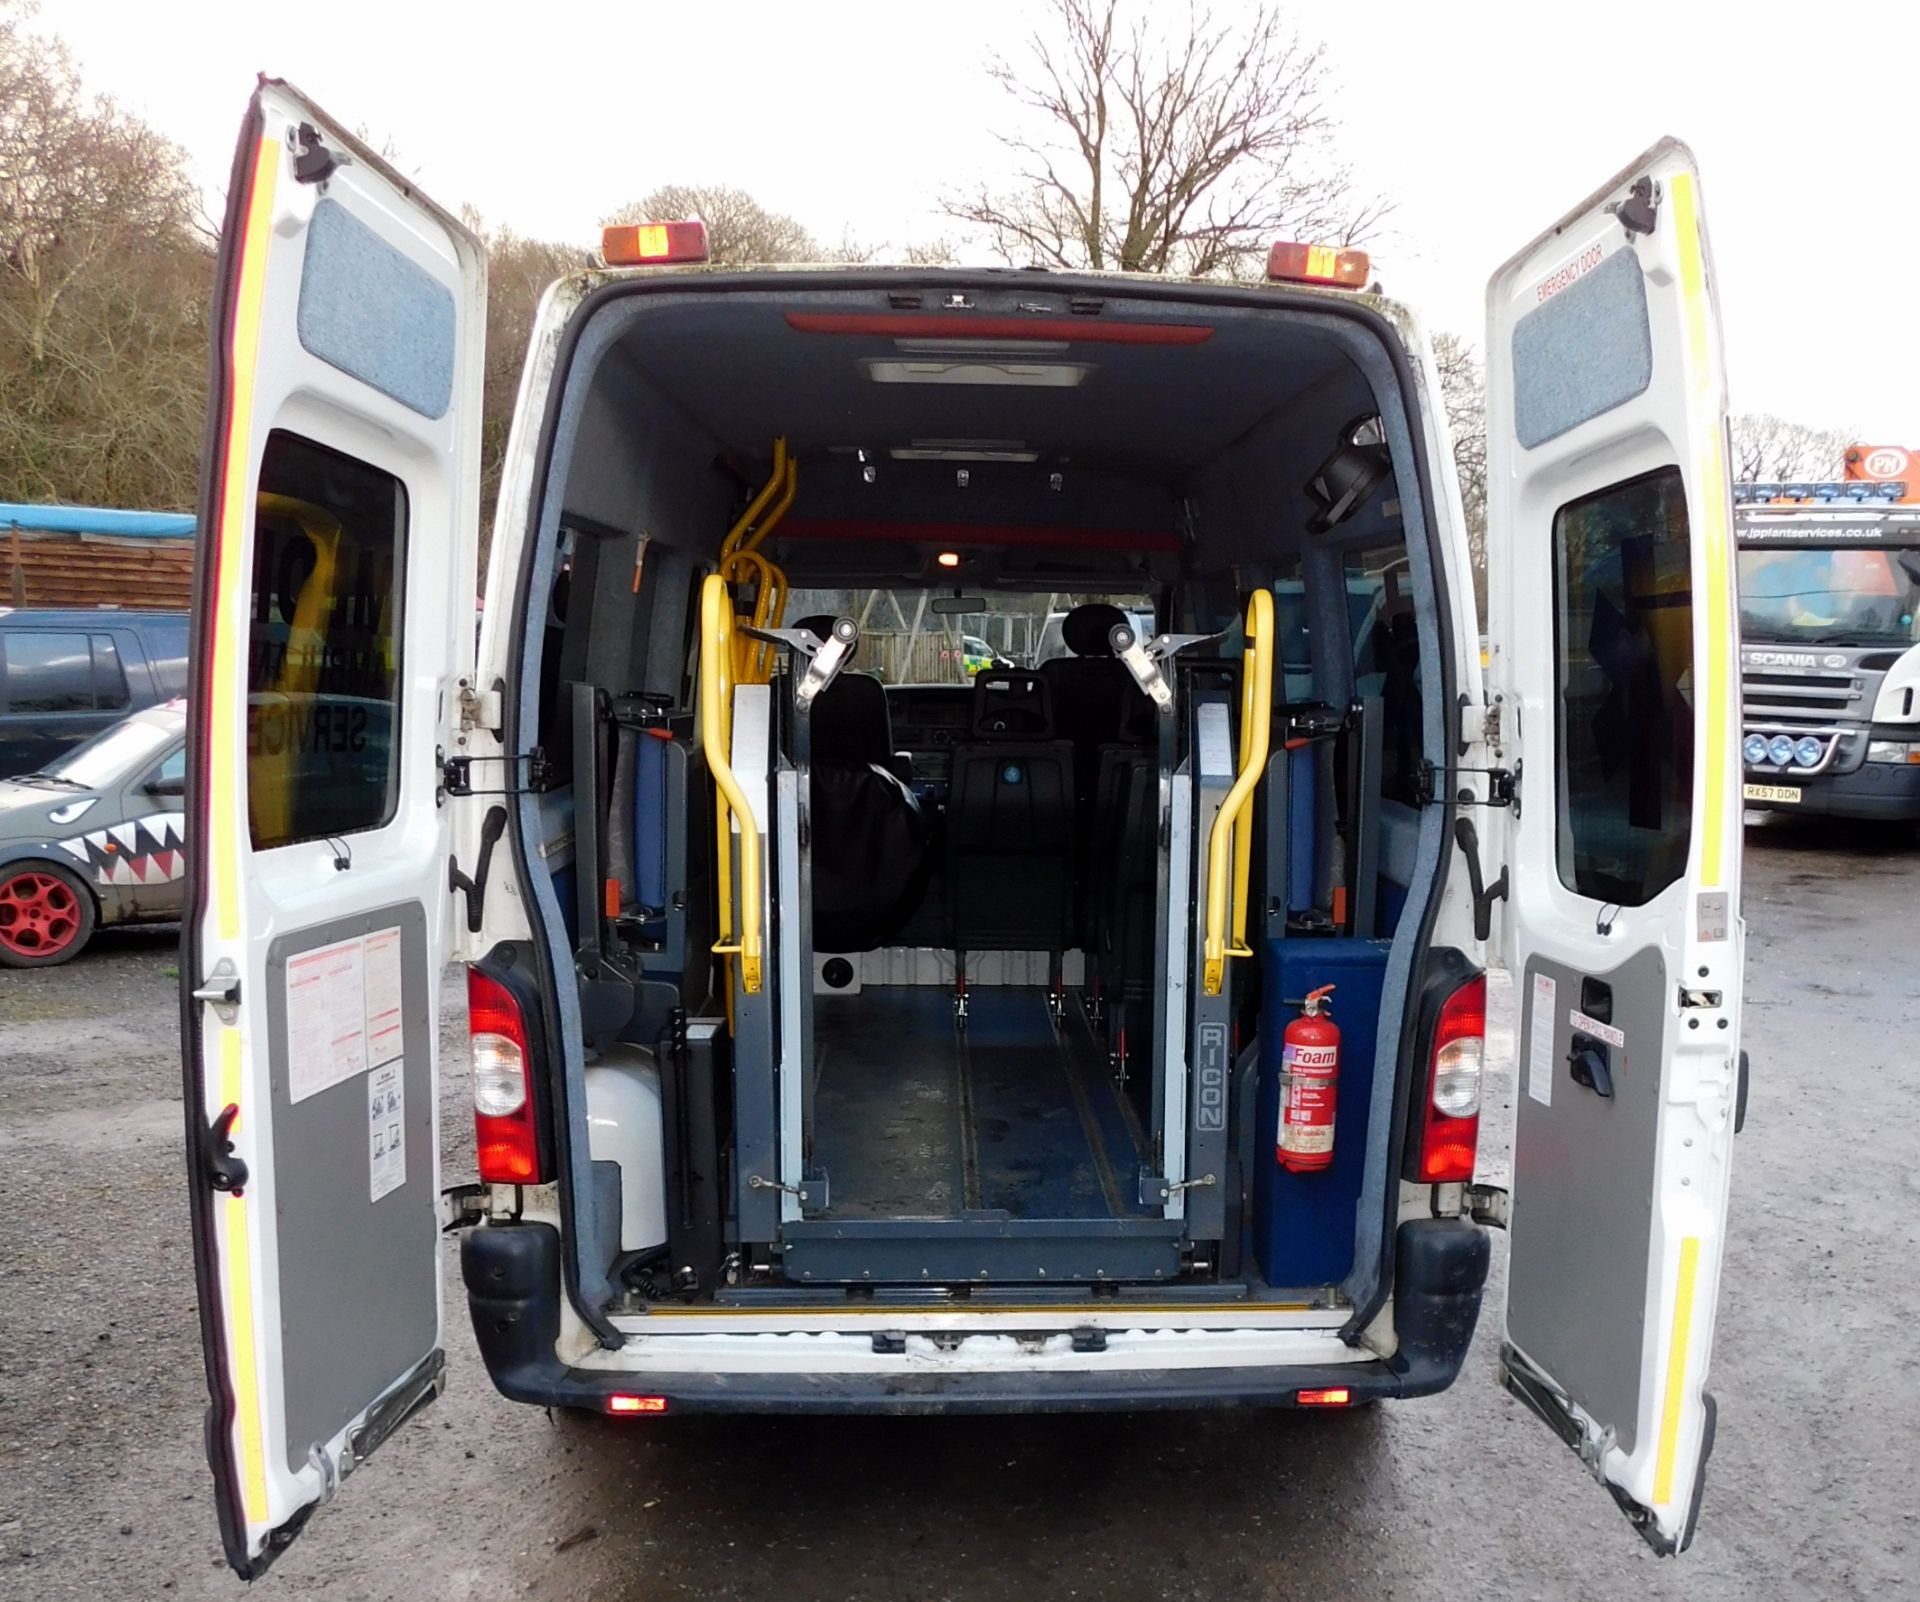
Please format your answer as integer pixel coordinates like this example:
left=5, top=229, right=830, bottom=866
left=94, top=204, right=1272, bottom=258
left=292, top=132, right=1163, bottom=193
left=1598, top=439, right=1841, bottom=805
left=1278, top=985, right=1339, bottom=1173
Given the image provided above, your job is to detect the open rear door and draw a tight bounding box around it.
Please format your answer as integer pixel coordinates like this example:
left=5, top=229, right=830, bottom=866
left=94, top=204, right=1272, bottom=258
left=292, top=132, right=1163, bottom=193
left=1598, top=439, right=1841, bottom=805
left=180, top=81, right=483, bottom=1577
left=1484, top=140, right=1744, bottom=1553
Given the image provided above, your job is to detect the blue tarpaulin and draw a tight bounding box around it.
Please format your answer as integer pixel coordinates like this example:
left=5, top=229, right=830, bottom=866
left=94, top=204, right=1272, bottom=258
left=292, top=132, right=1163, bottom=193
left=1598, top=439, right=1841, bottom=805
left=0, top=504, right=195, bottom=539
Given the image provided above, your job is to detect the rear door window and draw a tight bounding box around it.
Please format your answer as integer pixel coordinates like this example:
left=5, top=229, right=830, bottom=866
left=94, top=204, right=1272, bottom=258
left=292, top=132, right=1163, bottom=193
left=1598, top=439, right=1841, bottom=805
left=247, top=430, right=408, bottom=850
left=1552, top=466, right=1694, bottom=905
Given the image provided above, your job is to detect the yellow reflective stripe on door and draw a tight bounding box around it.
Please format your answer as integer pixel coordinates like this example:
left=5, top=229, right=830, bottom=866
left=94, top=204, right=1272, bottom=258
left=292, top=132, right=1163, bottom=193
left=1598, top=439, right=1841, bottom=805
left=1652, top=1234, right=1701, bottom=1507
left=210, top=134, right=280, bottom=942
left=1670, top=171, right=1731, bottom=891
left=210, top=132, right=281, bottom=1529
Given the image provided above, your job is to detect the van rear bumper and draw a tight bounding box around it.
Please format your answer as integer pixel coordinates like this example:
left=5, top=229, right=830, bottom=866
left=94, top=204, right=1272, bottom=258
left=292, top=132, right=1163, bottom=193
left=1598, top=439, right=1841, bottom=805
left=461, top=1218, right=1488, bottom=1413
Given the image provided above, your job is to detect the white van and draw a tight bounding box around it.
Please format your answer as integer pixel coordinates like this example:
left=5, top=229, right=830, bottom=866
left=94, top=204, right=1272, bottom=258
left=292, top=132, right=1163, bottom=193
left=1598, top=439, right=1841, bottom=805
left=179, top=83, right=1747, bottom=1578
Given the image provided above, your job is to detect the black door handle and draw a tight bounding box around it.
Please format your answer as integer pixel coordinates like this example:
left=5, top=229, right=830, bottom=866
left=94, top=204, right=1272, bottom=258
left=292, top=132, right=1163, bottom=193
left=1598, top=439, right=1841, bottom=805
left=1567, top=1036, right=1614, bottom=1099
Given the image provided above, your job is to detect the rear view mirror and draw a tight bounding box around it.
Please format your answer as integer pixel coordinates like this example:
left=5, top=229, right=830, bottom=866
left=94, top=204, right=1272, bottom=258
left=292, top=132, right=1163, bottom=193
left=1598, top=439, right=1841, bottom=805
left=145, top=775, right=185, bottom=798
left=931, top=595, right=988, bottom=616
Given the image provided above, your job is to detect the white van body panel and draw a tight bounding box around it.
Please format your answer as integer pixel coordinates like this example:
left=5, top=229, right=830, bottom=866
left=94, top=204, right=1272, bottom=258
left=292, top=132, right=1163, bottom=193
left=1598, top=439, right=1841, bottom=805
left=1485, top=138, right=1743, bottom=1554
left=182, top=81, right=483, bottom=1579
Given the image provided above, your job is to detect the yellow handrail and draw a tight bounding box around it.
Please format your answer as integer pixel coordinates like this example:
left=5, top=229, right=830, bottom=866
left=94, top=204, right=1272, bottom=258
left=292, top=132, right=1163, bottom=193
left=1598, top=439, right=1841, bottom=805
left=721, top=448, right=799, bottom=684
left=1203, top=588, right=1274, bottom=996
left=700, top=574, right=762, bottom=994
left=720, top=437, right=787, bottom=561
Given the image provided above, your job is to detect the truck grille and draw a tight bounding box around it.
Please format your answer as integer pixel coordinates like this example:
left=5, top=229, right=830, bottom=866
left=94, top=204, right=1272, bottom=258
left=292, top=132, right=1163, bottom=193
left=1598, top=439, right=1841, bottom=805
left=1740, top=669, right=1862, bottom=728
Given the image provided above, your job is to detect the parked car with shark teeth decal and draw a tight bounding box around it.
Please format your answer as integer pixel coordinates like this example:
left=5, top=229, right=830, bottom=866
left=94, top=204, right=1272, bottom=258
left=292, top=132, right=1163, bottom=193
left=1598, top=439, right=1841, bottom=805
left=0, top=699, right=187, bottom=966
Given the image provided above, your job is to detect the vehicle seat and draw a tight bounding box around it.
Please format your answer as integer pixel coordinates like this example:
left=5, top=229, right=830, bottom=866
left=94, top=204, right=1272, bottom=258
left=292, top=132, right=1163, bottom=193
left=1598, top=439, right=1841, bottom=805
left=795, top=618, right=929, bottom=952
left=1039, top=603, right=1152, bottom=802
left=947, top=671, right=1076, bottom=953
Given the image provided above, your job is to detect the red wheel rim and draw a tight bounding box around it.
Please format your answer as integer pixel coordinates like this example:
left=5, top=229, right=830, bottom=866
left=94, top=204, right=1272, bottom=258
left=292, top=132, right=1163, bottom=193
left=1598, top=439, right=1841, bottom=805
left=0, top=871, right=82, bottom=958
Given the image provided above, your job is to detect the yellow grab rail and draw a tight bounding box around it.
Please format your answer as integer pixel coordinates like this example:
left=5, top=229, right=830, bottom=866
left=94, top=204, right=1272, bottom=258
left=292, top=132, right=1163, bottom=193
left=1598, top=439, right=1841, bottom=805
left=699, top=574, right=763, bottom=994
left=720, top=437, right=787, bottom=561
left=721, top=443, right=799, bottom=684
left=1202, top=588, right=1274, bottom=996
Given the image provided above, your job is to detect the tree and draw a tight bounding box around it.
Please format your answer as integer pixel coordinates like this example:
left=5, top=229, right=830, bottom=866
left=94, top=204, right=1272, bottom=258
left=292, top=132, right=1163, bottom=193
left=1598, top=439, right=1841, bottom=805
left=943, top=0, right=1385, bottom=277
left=1729, top=412, right=1851, bottom=484
left=1431, top=333, right=1487, bottom=620
left=0, top=8, right=209, bottom=507
left=604, top=184, right=818, bottom=267
left=464, top=215, right=591, bottom=546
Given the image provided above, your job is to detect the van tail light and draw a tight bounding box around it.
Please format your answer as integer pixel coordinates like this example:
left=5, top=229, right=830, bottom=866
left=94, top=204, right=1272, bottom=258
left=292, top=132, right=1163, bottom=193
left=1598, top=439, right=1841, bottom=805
left=1266, top=241, right=1370, bottom=288
left=1417, top=975, right=1486, bottom=1183
left=1296, top=1387, right=1352, bottom=1407
left=601, top=219, right=709, bottom=266
left=468, top=968, right=541, bottom=1184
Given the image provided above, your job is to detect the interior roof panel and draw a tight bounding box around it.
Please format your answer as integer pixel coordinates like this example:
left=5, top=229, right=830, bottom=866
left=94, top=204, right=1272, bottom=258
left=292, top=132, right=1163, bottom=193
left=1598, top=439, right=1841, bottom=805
left=607, top=293, right=1357, bottom=478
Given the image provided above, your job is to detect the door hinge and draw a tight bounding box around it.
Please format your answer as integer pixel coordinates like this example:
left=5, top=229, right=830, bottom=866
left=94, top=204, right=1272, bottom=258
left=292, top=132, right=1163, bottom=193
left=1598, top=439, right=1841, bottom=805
left=1464, top=1183, right=1510, bottom=1230
left=1456, top=694, right=1504, bottom=757
left=456, top=680, right=503, bottom=735
left=442, top=749, right=551, bottom=798
left=1416, top=759, right=1518, bottom=809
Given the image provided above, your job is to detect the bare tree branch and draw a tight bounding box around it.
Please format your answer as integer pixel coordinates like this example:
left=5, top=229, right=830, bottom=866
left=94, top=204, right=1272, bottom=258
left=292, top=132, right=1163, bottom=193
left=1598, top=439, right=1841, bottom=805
left=945, top=0, right=1388, bottom=277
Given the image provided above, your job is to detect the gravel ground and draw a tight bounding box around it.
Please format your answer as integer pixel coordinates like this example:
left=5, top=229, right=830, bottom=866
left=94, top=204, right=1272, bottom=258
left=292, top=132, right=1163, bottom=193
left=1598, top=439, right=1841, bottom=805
left=1, top=815, right=1916, bottom=1601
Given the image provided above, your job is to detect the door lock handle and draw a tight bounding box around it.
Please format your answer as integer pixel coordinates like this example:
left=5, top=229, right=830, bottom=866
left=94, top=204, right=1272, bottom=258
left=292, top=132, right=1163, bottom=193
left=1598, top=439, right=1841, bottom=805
left=1567, top=1036, right=1614, bottom=1099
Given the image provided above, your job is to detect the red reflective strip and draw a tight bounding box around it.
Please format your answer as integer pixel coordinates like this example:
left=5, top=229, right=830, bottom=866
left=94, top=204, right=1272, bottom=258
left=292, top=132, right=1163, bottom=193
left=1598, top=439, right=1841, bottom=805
left=783, top=313, right=1213, bottom=345
left=607, top=1394, right=669, bottom=1414
left=776, top=517, right=1180, bottom=553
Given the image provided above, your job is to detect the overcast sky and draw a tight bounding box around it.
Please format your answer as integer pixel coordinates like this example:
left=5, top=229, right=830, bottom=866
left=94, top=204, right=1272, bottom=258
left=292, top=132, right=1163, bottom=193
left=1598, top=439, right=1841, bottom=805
left=38, top=0, right=1920, bottom=449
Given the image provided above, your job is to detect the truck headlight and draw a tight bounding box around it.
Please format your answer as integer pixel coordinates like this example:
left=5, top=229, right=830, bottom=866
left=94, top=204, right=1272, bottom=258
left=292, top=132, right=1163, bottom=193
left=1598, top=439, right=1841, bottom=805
left=1865, top=739, right=1920, bottom=765
left=1767, top=734, right=1795, bottom=766
left=1742, top=733, right=1770, bottom=765
left=1792, top=736, right=1824, bottom=768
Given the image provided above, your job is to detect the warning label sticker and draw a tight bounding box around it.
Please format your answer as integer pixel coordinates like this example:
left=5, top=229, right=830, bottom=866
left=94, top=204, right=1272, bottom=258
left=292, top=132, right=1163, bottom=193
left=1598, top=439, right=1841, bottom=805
left=368, top=1061, right=405, bottom=1203
left=1527, top=973, right=1558, bottom=1107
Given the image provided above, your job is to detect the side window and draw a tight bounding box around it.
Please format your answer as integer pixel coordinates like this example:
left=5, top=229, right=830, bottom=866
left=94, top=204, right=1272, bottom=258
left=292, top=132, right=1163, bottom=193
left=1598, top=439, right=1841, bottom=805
left=247, top=430, right=408, bottom=851
left=149, top=746, right=188, bottom=790
left=1270, top=555, right=1311, bottom=700
left=0, top=631, right=94, bottom=714
left=91, top=635, right=129, bottom=711
left=1343, top=545, right=1422, bottom=805
left=1552, top=467, right=1694, bottom=905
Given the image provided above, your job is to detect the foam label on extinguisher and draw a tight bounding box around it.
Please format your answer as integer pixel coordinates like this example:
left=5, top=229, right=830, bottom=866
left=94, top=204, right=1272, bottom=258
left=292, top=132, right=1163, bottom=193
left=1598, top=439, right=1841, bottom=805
left=1279, top=1041, right=1339, bottom=1156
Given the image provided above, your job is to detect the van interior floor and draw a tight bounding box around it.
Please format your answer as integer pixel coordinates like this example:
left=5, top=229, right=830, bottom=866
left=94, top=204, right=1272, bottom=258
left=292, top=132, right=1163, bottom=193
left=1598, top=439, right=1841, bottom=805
left=812, top=987, right=1153, bottom=1222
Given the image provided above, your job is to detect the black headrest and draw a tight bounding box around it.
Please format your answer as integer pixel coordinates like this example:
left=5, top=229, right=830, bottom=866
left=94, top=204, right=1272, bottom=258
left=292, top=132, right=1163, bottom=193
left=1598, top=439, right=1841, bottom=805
left=811, top=674, right=892, bottom=765
left=1061, top=603, right=1129, bottom=657
left=970, top=669, right=1053, bottom=739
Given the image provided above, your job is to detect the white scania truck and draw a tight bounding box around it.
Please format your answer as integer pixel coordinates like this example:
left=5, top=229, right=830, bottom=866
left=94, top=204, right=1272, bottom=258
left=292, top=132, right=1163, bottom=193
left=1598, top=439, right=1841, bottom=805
left=178, top=81, right=1748, bottom=1577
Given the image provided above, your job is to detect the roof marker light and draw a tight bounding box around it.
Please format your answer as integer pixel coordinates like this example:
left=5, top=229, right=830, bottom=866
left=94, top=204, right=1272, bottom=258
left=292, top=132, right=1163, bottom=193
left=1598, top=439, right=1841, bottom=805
left=1266, top=241, right=1369, bottom=289
left=602, top=220, right=710, bottom=266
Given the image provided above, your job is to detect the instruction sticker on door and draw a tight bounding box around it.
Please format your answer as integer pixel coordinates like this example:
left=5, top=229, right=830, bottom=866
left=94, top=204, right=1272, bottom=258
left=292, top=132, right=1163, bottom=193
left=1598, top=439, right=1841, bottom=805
left=1527, top=972, right=1557, bottom=1107
left=285, top=928, right=406, bottom=1103
left=368, top=1061, right=405, bottom=1202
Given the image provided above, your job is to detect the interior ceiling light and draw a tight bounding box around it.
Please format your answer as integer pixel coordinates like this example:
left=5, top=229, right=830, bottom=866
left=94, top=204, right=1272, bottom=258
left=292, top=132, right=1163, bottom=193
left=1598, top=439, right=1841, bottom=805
left=863, top=358, right=1092, bottom=388
left=894, top=338, right=1072, bottom=358
left=936, top=551, right=962, bottom=568
left=890, top=444, right=1040, bottom=462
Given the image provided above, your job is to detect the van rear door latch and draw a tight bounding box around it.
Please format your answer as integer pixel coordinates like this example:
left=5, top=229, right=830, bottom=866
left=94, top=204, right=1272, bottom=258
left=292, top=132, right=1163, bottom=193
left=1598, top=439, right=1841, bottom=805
left=441, top=749, right=552, bottom=798
left=1415, top=759, right=1518, bottom=810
